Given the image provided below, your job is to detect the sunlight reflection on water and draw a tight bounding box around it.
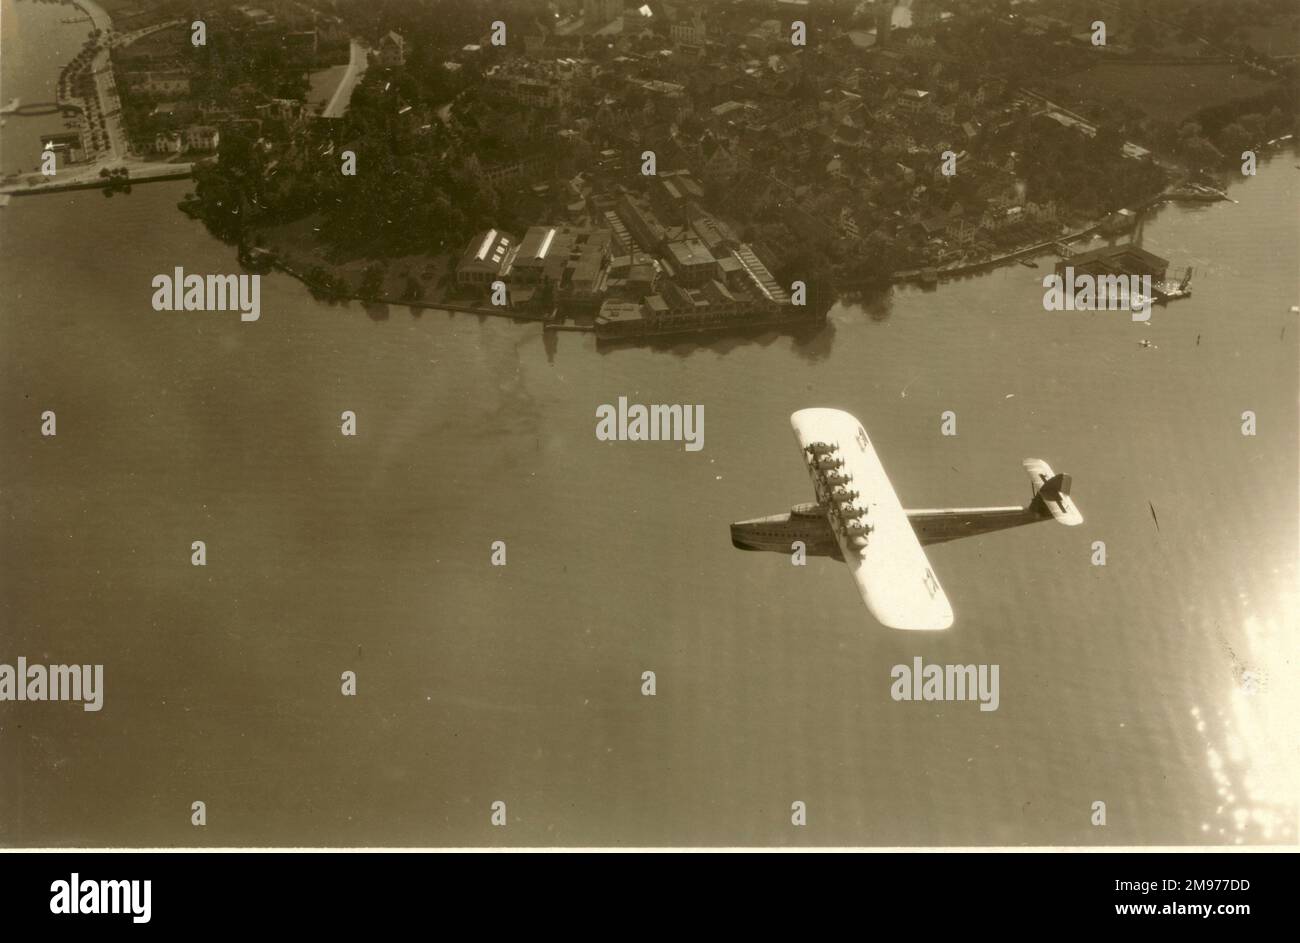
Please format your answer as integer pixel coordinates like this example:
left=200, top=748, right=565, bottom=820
left=1194, top=586, right=1299, bottom=844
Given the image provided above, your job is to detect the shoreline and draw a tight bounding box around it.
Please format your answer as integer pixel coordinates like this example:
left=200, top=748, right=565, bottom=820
left=1, top=162, right=192, bottom=195
left=71, top=0, right=112, bottom=34
left=250, top=249, right=546, bottom=322
left=1, top=0, right=197, bottom=196
left=887, top=138, right=1295, bottom=286
left=250, top=244, right=825, bottom=340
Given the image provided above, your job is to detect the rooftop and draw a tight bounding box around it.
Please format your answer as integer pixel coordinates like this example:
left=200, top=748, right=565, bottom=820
left=459, top=229, right=513, bottom=269
left=519, top=226, right=560, bottom=261
left=666, top=238, right=716, bottom=268
left=1067, top=244, right=1169, bottom=272
left=596, top=300, right=645, bottom=324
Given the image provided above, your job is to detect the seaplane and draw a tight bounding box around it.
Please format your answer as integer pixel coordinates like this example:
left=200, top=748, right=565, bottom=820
left=731, top=408, right=1082, bottom=630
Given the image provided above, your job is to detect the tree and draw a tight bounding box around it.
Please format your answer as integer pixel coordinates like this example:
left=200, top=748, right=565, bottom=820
left=1217, top=122, right=1251, bottom=155
left=359, top=263, right=386, bottom=298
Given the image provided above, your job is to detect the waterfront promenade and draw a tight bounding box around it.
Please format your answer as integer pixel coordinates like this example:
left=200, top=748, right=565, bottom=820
left=0, top=0, right=194, bottom=197
left=0, top=161, right=193, bottom=196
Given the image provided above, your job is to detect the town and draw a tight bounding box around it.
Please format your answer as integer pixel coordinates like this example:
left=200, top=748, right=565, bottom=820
left=7, top=0, right=1296, bottom=339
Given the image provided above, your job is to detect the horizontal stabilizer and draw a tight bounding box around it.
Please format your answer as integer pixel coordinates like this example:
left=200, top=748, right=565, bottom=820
left=1023, top=459, right=1083, bottom=526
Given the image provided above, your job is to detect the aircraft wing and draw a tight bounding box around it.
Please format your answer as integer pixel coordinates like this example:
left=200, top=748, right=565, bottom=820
left=791, top=408, right=954, bottom=631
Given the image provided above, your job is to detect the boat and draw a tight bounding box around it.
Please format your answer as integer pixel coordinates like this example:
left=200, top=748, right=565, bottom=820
left=1168, top=182, right=1231, bottom=203
left=1153, top=266, right=1194, bottom=303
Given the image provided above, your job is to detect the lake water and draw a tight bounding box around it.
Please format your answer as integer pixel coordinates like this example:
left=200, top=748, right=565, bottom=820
left=0, top=0, right=100, bottom=176
left=1, top=0, right=1296, bottom=847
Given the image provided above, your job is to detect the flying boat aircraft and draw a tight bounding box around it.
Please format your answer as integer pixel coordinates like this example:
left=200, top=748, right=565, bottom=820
left=730, top=408, right=1082, bottom=630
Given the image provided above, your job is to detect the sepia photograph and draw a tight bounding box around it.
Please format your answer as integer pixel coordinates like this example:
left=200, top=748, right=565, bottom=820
left=1, top=0, right=1297, bottom=861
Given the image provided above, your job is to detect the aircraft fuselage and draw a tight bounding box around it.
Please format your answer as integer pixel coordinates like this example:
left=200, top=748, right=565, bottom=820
left=730, top=499, right=1051, bottom=559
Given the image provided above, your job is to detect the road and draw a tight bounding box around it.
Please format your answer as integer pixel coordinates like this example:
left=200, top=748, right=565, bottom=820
left=95, top=17, right=186, bottom=161
left=322, top=40, right=369, bottom=119
left=62, top=4, right=186, bottom=170
left=3, top=3, right=195, bottom=192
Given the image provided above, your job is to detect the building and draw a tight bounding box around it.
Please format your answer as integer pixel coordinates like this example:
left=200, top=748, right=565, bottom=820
left=595, top=299, right=646, bottom=337
left=699, top=133, right=741, bottom=183
left=457, top=229, right=516, bottom=287
left=664, top=238, right=719, bottom=287
left=688, top=213, right=736, bottom=255
left=486, top=70, right=570, bottom=110
left=152, top=131, right=185, bottom=154
left=185, top=125, right=220, bottom=151
left=39, top=133, right=83, bottom=167
left=584, top=0, right=623, bottom=27
left=376, top=31, right=406, bottom=67
left=234, top=5, right=277, bottom=29
left=617, top=194, right=668, bottom=253
left=512, top=226, right=570, bottom=285
left=1055, top=244, right=1168, bottom=283
left=897, top=88, right=932, bottom=116
left=731, top=244, right=789, bottom=303
left=465, top=151, right=555, bottom=188
left=124, top=70, right=192, bottom=97
left=671, top=9, right=706, bottom=45
left=563, top=229, right=613, bottom=304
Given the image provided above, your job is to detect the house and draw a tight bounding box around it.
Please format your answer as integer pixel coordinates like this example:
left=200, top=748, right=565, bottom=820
left=464, top=151, right=556, bottom=188
left=185, top=125, right=220, bottom=152
left=152, top=131, right=184, bottom=154
left=376, top=31, right=406, bottom=68
left=671, top=8, right=706, bottom=45
left=124, top=70, right=191, bottom=97
left=699, top=132, right=741, bottom=183
left=896, top=88, right=932, bottom=116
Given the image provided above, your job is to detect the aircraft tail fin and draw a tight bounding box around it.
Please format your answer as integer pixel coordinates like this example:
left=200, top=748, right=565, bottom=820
left=1023, top=459, right=1083, bottom=526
